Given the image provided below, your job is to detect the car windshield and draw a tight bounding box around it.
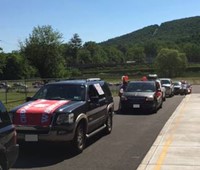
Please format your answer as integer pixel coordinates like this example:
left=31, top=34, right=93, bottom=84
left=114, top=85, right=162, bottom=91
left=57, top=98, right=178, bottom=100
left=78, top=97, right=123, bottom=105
left=33, top=84, right=86, bottom=101
left=126, top=82, right=155, bottom=92
left=161, top=80, right=170, bottom=85
left=174, top=82, right=181, bottom=86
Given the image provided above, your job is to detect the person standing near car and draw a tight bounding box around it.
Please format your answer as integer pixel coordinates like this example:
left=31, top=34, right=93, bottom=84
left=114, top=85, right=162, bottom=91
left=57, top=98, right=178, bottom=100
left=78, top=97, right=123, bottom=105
left=118, top=75, right=129, bottom=98
left=118, top=75, right=129, bottom=112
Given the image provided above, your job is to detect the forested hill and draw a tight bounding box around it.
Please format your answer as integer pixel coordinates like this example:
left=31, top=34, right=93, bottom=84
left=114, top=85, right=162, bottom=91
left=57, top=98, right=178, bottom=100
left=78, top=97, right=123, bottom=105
left=100, top=16, right=200, bottom=46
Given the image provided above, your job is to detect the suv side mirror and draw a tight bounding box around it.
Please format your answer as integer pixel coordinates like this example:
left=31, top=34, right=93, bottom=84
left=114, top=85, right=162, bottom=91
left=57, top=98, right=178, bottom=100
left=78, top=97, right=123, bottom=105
left=26, top=96, right=32, bottom=102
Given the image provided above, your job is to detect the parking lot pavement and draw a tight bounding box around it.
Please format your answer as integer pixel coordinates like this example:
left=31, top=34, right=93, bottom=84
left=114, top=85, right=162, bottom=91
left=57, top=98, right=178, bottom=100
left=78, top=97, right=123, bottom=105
left=137, top=93, right=200, bottom=170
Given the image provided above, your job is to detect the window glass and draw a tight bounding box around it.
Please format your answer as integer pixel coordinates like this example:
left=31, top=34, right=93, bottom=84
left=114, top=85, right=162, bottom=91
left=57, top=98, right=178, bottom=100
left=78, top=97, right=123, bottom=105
left=33, top=84, right=85, bottom=101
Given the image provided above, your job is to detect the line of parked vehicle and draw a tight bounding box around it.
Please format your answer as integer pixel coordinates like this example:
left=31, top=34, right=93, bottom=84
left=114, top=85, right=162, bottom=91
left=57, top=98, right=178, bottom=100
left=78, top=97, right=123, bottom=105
left=118, top=74, right=192, bottom=114
left=0, top=76, right=192, bottom=169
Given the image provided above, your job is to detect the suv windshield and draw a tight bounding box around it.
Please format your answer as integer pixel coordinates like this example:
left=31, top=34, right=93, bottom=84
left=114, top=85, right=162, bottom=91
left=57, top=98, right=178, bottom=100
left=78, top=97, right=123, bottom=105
left=33, top=84, right=86, bottom=101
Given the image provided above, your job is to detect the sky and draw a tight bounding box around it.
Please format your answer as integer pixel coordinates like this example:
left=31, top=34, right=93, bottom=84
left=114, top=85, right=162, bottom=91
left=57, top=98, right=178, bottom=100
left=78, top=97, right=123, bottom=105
left=0, top=0, right=200, bottom=53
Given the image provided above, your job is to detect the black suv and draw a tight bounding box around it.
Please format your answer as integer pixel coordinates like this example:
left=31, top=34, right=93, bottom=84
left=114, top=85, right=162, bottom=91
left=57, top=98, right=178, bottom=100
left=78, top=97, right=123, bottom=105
left=0, top=101, right=19, bottom=170
left=9, top=78, right=114, bottom=152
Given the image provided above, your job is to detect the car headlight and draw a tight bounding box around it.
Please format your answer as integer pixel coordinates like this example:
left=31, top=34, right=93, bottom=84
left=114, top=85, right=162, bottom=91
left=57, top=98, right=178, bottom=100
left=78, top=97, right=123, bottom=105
left=145, top=96, right=154, bottom=101
left=56, top=113, right=74, bottom=125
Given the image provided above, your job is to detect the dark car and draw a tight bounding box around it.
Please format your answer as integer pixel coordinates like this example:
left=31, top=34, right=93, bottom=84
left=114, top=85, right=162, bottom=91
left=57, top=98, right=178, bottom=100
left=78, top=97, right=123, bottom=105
left=180, top=81, right=192, bottom=95
left=0, top=101, right=19, bottom=170
left=119, top=81, right=163, bottom=113
left=9, top=78, right=114, bottom=153
left=173, top=81, right=182, bottom=95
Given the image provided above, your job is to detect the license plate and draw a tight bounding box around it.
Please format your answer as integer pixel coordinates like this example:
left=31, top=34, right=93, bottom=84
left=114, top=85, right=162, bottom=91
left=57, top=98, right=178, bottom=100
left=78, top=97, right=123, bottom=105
left=25, top=134, right=38, bottom=142
left=133, top=104, right=140, bottom=108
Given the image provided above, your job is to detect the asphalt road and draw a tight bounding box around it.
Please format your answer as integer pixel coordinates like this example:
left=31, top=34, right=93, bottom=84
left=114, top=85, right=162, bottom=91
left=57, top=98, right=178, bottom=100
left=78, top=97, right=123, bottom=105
left=11, top=85, right=200, bottom=170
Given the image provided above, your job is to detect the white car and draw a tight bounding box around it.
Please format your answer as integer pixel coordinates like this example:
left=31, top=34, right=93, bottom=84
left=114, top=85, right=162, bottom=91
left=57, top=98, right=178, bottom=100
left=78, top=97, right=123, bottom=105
left=156, top=80, right=166, bottom=101
left=160, top=78, right=174, bottom=97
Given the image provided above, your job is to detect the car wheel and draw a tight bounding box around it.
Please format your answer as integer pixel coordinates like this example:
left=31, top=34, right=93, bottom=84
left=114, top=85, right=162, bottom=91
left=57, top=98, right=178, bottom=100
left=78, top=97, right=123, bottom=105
left=104, top=112, right=113, bottom=134
left=163, top=96, right=166, bottom=101
left=0, top=155, right=6, bottom=170
left=151, top=102, right=157, bottom=113
left=160, top=100, right=163, bottom=108
left=72, top=123, right=86, bottom=153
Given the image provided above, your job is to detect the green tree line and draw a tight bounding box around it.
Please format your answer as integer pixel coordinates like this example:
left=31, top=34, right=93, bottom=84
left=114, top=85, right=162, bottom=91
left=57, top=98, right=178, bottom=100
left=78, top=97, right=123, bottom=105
left=1, top=17, right=200, bottom=80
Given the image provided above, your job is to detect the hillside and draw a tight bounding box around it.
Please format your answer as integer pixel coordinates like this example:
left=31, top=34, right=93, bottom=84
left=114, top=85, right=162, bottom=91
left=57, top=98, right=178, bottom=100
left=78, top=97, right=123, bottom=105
left=100, top=16, right=200, bottom=46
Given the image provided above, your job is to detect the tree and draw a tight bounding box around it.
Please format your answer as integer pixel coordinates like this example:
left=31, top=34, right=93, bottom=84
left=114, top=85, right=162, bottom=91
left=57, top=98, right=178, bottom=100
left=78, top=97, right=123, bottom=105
left=103, top=46, right=124, bottom=63
left=20, top=25, right=67, bottom=78
left=154, top=48, right=187, bottom=77
left=0, top=53, right=6, bottom=76
left=127, top=46, right=146, bottom=64
left=144, top=41, right=158, bottom=63
left=182, top=43, right=200, bottom=62
left=67, top=33, right=82, bottom=65
left=83, top=41, right=107, bottom=64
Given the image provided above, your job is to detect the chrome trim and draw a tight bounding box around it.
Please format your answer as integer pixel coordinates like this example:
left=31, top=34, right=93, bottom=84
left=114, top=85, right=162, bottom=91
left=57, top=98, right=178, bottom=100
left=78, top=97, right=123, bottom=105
left=86, top=124, right=106, bottom=138
left=0, top=124, right=15, bottom=133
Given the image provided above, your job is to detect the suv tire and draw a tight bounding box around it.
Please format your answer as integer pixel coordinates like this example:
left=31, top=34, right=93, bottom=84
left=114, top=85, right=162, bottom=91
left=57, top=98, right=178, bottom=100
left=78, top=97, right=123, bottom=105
left=104, top=112, right=113, bottom=134
left=73, top=123, right=86, bottom=153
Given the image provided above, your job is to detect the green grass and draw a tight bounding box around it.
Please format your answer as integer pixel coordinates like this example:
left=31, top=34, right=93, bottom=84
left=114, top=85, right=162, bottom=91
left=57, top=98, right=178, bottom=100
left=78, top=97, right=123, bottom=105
left=0, top=91, right=35, bottom=111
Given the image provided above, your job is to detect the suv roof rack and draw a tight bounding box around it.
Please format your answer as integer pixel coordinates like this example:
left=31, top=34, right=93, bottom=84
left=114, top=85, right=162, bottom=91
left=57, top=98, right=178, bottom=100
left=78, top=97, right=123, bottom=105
left=86, top=78, right=101, bottom=82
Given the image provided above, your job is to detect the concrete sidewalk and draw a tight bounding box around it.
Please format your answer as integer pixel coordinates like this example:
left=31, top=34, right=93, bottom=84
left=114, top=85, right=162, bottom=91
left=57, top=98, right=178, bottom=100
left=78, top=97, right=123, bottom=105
left=137, top=93, right=200, bottom=170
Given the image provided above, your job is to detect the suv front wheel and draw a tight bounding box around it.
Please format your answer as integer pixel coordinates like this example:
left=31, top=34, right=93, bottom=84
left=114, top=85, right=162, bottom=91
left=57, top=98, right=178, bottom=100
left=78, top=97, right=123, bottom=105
left=72, top=123, right=86, bottom=153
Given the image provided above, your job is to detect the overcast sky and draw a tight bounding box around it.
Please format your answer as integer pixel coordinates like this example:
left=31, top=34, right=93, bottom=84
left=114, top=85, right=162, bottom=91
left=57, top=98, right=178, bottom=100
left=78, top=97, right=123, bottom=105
left=0, top=0, right=200, bottom=52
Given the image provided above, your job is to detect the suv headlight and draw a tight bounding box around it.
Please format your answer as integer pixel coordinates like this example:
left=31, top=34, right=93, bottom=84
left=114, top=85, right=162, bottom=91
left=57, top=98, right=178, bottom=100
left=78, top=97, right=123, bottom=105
left=56, top=113, right=74, bottom=125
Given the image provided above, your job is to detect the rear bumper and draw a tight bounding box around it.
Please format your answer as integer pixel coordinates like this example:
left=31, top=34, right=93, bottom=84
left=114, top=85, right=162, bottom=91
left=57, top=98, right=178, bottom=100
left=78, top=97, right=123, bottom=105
left=120, top=100, right=156, bottom=111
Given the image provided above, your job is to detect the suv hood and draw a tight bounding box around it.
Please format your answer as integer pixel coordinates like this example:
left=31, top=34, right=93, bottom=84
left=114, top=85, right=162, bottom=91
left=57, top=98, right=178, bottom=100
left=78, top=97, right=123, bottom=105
left=12, top=99, right=80, bottom=126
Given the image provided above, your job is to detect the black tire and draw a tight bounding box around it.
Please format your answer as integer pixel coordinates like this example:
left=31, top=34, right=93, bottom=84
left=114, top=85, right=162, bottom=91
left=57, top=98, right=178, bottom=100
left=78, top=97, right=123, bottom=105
left=0, top=155, right=6, bottom=170
left=163, top=95, right=166, bottom=101
left=104, top=113, right=113, bottom=134
left=160, top=100, right=163, bottom=108
left=72, top=123, right=86, bottom=153
left=151, top=101, right=157, bottom=113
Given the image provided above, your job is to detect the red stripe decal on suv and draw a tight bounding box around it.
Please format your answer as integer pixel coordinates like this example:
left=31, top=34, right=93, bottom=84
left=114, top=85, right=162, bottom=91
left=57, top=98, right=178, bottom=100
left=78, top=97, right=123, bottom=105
left=15, top=99, right=69, bottom=125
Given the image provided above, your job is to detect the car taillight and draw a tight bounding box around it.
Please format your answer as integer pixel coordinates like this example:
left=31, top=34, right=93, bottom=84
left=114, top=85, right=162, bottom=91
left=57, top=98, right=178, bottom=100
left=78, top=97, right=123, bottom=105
left=156, top=91, right=162, bottom=98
